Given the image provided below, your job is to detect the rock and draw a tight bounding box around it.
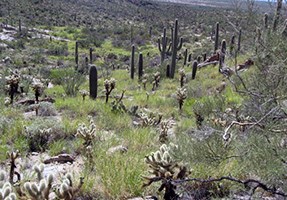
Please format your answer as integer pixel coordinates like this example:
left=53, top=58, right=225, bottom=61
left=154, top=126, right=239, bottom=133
left=2, top=56, right=12, bottom=64
left=107, top=145, right=128, bottom=155
left=43, top=153, right=75, bottom=164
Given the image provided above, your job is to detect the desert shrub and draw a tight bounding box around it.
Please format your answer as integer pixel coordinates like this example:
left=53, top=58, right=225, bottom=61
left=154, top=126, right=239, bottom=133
left=24, top=118, right=65, bottom=152
left=50, top=68, right=85, bottom=96
left=37, top=102, right=58, bottom=116
left=46, top=41, right=68, bottom=56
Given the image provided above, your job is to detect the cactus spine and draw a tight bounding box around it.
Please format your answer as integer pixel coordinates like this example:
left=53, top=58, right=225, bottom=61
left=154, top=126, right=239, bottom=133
left=89, top=65, right=98, bottom=99
left=131, top=45, right=135, bottom=79
left=158, top=28, right=171, bottom=64
left=138, top=53, right=143, bottom=80
left=170, top=19, right=183, bottom=78
left=214, top=22, right=219, bottom=53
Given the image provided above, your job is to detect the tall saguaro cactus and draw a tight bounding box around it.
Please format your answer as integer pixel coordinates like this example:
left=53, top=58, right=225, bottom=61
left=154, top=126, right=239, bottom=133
left=158, top=28, right=171, bottom=64
left=89, top=65, right=98, bottom=99
left=170, top=19, right=183, bottom=79
left=273, top=0, right=283, bottom=31
left=18, top=19, right=22, bottom=32
left=138, top=53, right=143, bottom=80
left=214, top=22, right=219, bottom=53
left=237, top=29, right=242, bottom=52
left=89, top=48, right=93, bottom=64
left=75, top=41, right=79, bottom=67
left=131, top=45, right=135, bottom=79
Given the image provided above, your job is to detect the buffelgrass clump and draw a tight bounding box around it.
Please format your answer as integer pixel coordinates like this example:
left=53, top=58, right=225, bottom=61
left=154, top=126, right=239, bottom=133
left=143, top=144, right=190, bottom=199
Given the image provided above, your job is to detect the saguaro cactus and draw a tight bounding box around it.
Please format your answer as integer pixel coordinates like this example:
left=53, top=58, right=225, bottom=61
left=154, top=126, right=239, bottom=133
left=75, top=41, right=79, bottom=66
left=221, top=39, right=227, bottom=64
left=89, top=65, right=98, bottom=99
left=18, top=19, right=22, bottom=32
left=192, top=61, right=198, bottom=80
left=237, top=29, right=242, bottom=52
left=264, top=13, right=269, bottom=29
left=273, top=0, right=283, bottom=31
left=214, top=22, right=219, bottom=53
left=138, top=53, right=143, bottom=80
left=230, top=35, right=236, bottom=55
left=158, top=28, right=171, bottom=64
left=131, top=45, right=135, bottom=79
left=183, top=48, right=188, bottom=66
left=89, top=48, right=93, bottom=64
left=170, top=19, right=183, bottom=78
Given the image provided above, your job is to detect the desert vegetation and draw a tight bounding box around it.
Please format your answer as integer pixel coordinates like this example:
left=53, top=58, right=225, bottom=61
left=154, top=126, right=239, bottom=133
left=0, top=0, right=287, bottom=199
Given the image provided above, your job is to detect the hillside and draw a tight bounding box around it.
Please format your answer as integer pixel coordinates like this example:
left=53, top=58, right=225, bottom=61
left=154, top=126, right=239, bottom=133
left=0, top=0, right=287, bottom=199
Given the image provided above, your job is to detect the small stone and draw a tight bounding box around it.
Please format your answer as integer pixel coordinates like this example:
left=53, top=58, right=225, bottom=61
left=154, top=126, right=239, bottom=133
left=107, top=145, right=128, bottom=155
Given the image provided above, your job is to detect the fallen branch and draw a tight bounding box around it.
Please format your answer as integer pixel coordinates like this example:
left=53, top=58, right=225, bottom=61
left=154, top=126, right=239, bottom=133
left=198, top=61, right=218, bottom=68
left=171, top=176, right=287, bottom=198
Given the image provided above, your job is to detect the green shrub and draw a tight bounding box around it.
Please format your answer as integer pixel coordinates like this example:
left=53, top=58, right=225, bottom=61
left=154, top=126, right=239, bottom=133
left=50, top=68, right=85, bottom=96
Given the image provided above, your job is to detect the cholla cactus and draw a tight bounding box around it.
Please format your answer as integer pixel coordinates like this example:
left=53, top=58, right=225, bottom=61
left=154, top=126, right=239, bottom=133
left=7, top=151, right=20, bottom=184
left=158, top=120, right=174, bottom=143
left=104, top=78, right=116, bottom=103
left=31, top=79, right=44, bottom=103
left=24, top=175, right=53, bottom=200
left=142, top=74, right=148, bottom=90
left=0, top=171, right=17, bottom=200
left=143, top=144, right=190, bottom=199
left=4, top=98, right=10, bottom=106
left=178, top=68, right=186, bottom=87
left=176, top=87, right=187, bottom=111
left=23, top=163, right=54, bottom=200
left=138, top=111, right=162, bottom=127
left=79, top=90, right=89, bottom=101
left=76, top=116, right=97, bottom=147
left=55, top=173, right=84, bottom=200
left=5, top=73, right=20, bottom=104
left=152, top=71, right=160, bottom=91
